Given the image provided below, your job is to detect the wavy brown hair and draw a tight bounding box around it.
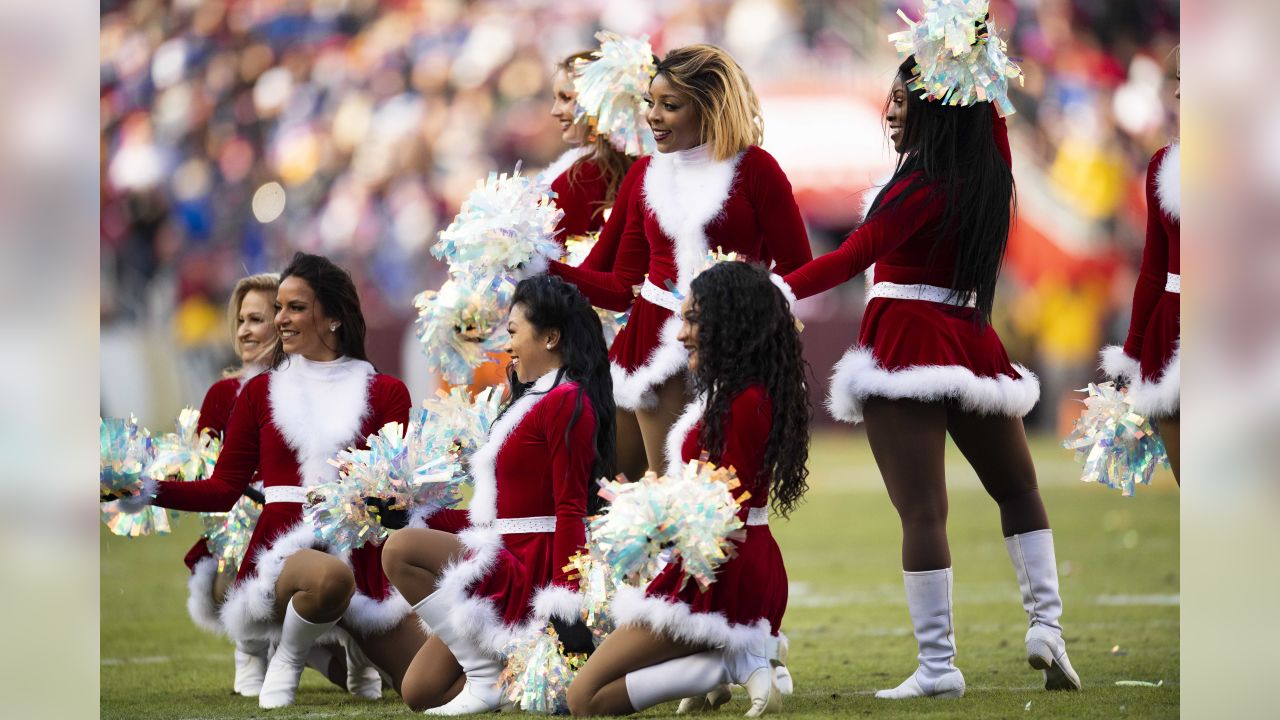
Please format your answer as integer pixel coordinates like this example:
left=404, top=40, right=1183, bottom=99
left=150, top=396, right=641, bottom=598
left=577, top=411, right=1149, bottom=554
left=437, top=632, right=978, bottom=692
left=687, top=262, right=810, bottom=517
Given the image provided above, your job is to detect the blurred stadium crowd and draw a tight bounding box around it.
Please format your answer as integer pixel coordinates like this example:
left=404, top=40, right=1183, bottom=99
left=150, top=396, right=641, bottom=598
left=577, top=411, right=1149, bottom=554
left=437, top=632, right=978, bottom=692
left=100, top=0, right=1179, bottom=430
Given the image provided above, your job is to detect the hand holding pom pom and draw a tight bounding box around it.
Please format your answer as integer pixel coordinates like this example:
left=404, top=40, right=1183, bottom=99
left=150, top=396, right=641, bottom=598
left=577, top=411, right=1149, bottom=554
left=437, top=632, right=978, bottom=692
left=1063, top=382, right=1169, bottom=496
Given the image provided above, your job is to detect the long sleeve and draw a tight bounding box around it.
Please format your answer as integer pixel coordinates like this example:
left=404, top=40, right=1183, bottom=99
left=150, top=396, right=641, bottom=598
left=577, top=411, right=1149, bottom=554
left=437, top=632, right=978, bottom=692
left=373, top=376, right=412, bottom=430
left=1122, top=150, right=1171, bottom=360
left=748, top=150, right=813, bottom=274
left=544, top=389, right=593, bottom=589
left=576, top=161, right=642, bottom=273
left=551, top=161, right=607, bottom=240
left=549, top=165, right=650, bottom=312
left=783, top=178, right=940, bottom=300
left=154, top=381, right=262, bottom=513
left=197, top=378, right=238, bottom=436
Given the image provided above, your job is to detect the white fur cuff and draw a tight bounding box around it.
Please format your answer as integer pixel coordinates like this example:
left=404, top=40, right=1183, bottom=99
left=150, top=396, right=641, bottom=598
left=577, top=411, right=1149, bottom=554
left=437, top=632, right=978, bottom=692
left=1099, top=345, right=1141, bottom=382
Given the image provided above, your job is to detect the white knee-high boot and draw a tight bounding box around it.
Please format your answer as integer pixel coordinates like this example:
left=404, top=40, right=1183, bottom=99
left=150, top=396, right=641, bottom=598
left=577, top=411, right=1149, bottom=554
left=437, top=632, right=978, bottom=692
left=876, top=568, right=965, bottom=699
left=258, top=600, right=339, bottom=709
left=634, top=649, right=779, bottom=717
left=233, top=639, right=269, bottom=696
left=1006, top=529, right=1082, bottom=691
left=412, top=591, right=509, bottom=715
left=340, top=633, right=384, bottom=700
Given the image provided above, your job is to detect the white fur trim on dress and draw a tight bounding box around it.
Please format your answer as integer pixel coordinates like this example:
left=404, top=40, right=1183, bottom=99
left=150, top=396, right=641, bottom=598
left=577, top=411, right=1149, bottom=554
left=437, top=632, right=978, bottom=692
left=826, top=346, right=1040, bottom=424
left=1127, top=342, right=1180, bottom=417
left=1099, top=345, right=1141, bottom=382
left=343, top=586, right=413, bottom=638
left=664, top=398, right=705, bottom=478
left=433, top=526, right=514, bottom=651
left=269, top=357, right=376, bottom=487
left=539, top=146, right=590, bottom=189
left=611, top=585, right=778, bottom=657
left=611, top=314, right=689, bottom=411
left=218, top=523, right=342, bottom=645
left=642, top=149, right=744, bottom=293
left=1155, top=142, right=1180, bottom=221
left=186, top=555, right=225, bottom=636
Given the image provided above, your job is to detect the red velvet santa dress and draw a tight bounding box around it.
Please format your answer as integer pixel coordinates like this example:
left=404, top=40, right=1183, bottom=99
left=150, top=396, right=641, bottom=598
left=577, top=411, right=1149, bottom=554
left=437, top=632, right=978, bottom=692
left=548, top=145, right=813, bottom=412
left=612, top=384, right=786, bottom=657
left=421, top=370, right=597, bottom=652
left=541, top=147, right=644, bottom=279
left=1101, top=142, right=1180, bottom=417
left=147, top=355, right=413, bottom=644
left=780, top=115, right=1039, bottom=424
left=182, top=364, right=267, bottom=636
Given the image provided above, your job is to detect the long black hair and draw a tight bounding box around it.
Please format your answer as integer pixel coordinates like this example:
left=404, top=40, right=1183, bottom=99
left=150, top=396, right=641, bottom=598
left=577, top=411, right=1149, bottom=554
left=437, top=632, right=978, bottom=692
left=868, top=55, right=1016, bottom=323
left=687, top=262, right=811, bottom=518
left=504, top=275, right=616, bottom=513
left=270, top=251, right=369, bottom=368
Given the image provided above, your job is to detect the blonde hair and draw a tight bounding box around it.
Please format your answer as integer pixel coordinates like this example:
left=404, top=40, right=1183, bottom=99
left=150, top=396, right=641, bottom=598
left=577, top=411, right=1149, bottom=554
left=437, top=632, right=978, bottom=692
left=558, top=52, right=637, bottom=215
left=224, top=272, right=281, bottom=376
left=654, top=45, right=763, bottom=161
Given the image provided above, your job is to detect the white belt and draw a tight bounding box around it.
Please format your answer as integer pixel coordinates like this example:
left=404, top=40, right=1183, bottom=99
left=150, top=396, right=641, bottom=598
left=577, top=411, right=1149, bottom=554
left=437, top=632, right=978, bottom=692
left=746, top=506, right=769, bottom=526
left=868, top=281, right=975, bottom=308
left=640, top=278, right=682, bottom=312
left=492, top=516, right=557, bottom=534
left=264, top=486, right=309, bottom=504
left=1165, top=273, right=1180, bottom=294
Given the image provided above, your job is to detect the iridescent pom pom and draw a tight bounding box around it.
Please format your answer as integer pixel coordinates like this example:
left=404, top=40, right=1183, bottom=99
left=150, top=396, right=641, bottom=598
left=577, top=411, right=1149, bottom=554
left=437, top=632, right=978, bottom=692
left=1063, top=382, right=1169, bottom=496
left=431, top=164, right=564, bottom=279
left=888, top=0, right=1024, bottom=117
left=418, top=385, right=506, bottom=457
left=100, top=416, right=171, bottom=537
left=413, top=273, right=515, bottom=385
left=590, top=458, right=747, bottom=591
left=572, top=31, right=658, bottom=157
left=499, top=624, right=587, bottom=714
left=561, top=551, right=619, bottom=641
left=203, top=493, right=261, bottom=573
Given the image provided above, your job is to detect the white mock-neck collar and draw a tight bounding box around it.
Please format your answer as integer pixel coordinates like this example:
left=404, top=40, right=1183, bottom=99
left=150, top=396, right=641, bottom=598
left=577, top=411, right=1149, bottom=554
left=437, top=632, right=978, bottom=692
left=665, top=143, right=712, bottom=167
left=286, top=354, right=366, bottom=381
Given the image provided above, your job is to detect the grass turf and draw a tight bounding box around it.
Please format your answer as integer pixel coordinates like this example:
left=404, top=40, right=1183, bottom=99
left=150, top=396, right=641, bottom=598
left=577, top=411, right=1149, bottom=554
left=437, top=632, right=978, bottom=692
left=101, top=431, right=1178, bottom=719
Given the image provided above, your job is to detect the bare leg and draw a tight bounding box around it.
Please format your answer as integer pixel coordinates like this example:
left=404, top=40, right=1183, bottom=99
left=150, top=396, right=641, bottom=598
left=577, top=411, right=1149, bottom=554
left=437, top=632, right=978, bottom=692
left=635, top=373, right=692, bottom=474
left=944, top=408, right=1049, bottom=537
left=567, top=625, right=711, bottom=716
left=273, top=549, right=355, bottom=623
left=616, top=408, right=647, bottom=482
left=1156, top=414, right=1180, bottom=483
left=346, top=614, right=430, bottom=695
left=862, top=398, right=950, bottom=571
left=212, top=566, right=236, bottom=606
left=400, top=634, right=467, bottom=711
left=380, top=528, right=466, bottom=604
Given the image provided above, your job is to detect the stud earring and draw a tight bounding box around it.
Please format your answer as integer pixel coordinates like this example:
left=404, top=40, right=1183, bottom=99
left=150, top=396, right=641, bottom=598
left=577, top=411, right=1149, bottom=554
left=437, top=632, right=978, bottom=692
left=546, top=343, right=553, bottom=350
left=329, top=323, right=338, bottom=332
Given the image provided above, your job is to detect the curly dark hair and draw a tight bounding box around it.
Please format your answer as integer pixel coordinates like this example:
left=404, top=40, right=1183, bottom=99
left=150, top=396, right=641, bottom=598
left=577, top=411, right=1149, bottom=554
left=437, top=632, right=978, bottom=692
left=686, top=262, right=811, bottom=517
left=505, top=275, right=617, bottom=514
left=271, top=252, right=369, bottom=368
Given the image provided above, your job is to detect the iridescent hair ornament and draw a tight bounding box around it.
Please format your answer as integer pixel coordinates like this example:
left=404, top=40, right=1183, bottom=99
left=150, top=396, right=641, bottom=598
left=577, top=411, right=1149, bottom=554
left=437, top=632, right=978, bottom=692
left=571, top=31, right=658, bottom=157
left=888, top=0, right=1024, bottom=117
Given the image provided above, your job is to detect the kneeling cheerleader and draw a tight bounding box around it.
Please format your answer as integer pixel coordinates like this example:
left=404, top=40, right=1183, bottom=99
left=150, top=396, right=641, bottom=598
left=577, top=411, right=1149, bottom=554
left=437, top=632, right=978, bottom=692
left=381, top=274, right=616, bottom=715
left=567, top=261, right=810, bottom=718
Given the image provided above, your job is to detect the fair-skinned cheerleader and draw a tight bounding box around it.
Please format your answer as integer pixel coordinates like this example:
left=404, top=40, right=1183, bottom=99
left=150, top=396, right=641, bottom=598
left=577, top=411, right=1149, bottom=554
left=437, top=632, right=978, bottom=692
left=380, top=275, right=615, bottom=715
left=549, top=44, right=813, bottom=483
left=566, top=262, right=810, bottom=718
left=778, top=50, right=1082, bottom=698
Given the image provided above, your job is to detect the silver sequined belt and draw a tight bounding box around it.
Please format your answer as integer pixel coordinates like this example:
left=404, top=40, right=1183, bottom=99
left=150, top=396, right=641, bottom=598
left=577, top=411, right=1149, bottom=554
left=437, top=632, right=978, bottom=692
left=1166, top=273, right=1180, bottom=294
left=491, top=516, right=556, bottom=534
left=868, top=281, right=975, bottom=308
left=264, top=486, right=308, bottom=504
left=746, top=506, right=769, bottom=526
left=640, top=278, right=682, bottom=312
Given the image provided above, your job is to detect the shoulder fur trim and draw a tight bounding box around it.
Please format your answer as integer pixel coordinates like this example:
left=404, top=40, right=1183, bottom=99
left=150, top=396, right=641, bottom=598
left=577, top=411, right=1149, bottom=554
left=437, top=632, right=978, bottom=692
left=186, top=556, right=225, bottom=636
left=642, top=151, right=745, bottom=291
left=1127, top=342, right=1180, bottom=417
left=268, top=358, right=376, bottom=487
left=540, top=146, right=590, bottom=187
left=826, top=346, right=1040, bottom=424
left=466, top=370, right=561, bottom=525
left=664, top=398, right=705, bottom=477
left=1155, top=143, right=1180, bottom=221
left=610, top=314, right=688, bottom=411
left=611, top=584, right=778, bottom=656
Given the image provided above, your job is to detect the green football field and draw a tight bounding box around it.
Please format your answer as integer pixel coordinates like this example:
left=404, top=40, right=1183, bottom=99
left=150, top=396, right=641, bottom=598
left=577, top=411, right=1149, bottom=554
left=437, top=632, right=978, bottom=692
left=101, top=431, right=1179, bottom=719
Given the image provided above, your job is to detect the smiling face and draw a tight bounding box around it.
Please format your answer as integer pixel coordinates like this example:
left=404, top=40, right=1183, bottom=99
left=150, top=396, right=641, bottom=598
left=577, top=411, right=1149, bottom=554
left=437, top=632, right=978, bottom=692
left=506, top=302, right=560, bottom=384
left=274, top=275, right=340, bottom=362
left=236, top=289, right=277, bottom=365
left=887, top=76, right=908, bottom=153
left=550, top=69, right=589, bottom=146
left=646, top=73, right=703, bottom=153
left=675, top=295, right=702, bottom=374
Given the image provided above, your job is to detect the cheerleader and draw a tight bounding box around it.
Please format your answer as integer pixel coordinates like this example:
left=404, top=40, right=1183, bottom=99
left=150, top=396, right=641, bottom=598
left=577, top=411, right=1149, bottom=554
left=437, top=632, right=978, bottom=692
left=567, top=262, right=809, bottom=718
left=550, top=44, right=813, bottom=481
left=778, top=41, right=1081, bottom=697
left=116, top=253, right=427, bottom=708
left=380, top=275, right=615, bottom=715
left=1101, top=55, right=1180, bottom=481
